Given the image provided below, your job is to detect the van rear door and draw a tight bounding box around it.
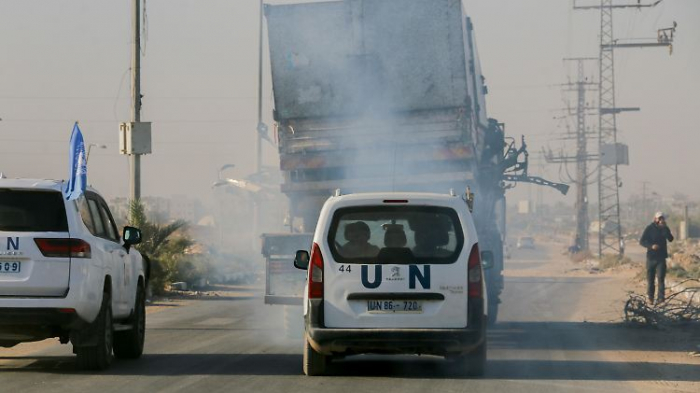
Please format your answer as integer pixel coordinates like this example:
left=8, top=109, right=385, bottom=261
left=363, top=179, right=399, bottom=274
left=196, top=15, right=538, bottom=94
left=322, top=204, right=470, bottom=329
left=0, top=189, right=71, bottom=297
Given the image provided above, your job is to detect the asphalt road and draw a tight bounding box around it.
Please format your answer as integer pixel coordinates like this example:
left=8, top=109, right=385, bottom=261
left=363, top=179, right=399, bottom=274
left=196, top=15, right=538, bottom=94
left=1, top=243, right=698, bottom=392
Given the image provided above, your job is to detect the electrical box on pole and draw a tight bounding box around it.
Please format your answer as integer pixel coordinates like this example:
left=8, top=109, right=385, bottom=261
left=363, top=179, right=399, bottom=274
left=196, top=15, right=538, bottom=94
left=119, top=122, right=152, bottom=155
left=600, top=143, right=629, bottom=166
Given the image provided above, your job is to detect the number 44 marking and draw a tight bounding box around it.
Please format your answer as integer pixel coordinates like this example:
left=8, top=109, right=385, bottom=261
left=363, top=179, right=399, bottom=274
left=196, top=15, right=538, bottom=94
left=338, top=265, right=352, bottom=273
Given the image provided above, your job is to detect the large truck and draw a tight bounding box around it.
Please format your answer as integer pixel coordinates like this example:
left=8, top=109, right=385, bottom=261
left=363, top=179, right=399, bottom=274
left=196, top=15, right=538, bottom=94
left=260, top=0, right=567, bottom=326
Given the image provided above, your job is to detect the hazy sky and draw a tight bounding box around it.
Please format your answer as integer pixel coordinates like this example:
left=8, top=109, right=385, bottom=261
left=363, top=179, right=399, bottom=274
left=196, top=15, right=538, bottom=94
left=1, top=0, right=698, bottom=208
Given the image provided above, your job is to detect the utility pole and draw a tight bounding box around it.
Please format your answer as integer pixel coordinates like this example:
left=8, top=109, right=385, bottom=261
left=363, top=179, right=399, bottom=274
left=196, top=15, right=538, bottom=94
left=120, top=0, right=151, bottom=206
left=130, top=0, right=141, bottom=201
left=573, top=0, right=675, bottom=258
left=641, top=180, right=651, bottom=223
left=253, top=0, right=271, bottom=241
left=545, top=57, right=598, bottom=252
left=256, top=0, right=265, bottom=175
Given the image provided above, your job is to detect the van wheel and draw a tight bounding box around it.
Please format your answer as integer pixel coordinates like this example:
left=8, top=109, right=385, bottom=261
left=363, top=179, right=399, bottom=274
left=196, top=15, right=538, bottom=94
left=114, top=284, right=146, bottom=359
left=303, top=336, right=327, bottom=376
left=75, top=292, right=113, bottom=371
left=462, top=340, right=487, bottom=377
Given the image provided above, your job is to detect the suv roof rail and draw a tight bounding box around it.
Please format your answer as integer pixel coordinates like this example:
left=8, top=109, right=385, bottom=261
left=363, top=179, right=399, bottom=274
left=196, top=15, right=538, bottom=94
left=334, top=188, right=342, bottom=197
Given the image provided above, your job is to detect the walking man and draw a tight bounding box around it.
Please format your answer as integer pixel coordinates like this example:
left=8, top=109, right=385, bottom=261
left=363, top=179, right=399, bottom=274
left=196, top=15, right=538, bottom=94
left=639, top=212, right=674, bottom=304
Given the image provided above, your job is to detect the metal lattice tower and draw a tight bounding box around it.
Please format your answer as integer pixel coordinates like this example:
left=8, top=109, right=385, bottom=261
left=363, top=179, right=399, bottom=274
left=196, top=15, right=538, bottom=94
left=597, top=0, right=622, bottom=257
left=574, top=0, right=675, bottom=257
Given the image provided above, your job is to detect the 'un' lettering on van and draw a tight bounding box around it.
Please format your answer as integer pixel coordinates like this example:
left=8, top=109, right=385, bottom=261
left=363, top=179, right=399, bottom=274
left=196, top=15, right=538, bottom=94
left=409, top=265, right=431, bottom=289
left=7, top=237, right=19, bottom=251
left=361, top=265, right=431, bottom=289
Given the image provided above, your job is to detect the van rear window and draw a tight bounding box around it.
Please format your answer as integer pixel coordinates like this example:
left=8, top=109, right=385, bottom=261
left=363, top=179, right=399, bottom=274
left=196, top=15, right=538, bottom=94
left=0, top=190, right=68, bottom=232
left=327, top=206, right=464, bottom=265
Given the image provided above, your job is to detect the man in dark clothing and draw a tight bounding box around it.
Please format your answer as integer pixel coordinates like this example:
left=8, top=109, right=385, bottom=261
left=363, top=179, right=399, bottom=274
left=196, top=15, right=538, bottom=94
left=639, top=212, right=674, bottom=304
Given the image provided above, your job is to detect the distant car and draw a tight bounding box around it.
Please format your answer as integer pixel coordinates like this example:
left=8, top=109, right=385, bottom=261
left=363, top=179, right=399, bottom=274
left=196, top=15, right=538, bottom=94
left=516, top=236, right=535, bottom=249
left=294, top=192, right=490, bottom=376
left=0, top=178, right=147, bottom=370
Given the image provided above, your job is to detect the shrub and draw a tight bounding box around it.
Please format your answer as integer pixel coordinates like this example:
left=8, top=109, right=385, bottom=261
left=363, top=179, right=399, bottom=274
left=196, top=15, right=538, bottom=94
left=599, top=254, right=633, bottom=270
left=129, top=200, right=195, bottom=294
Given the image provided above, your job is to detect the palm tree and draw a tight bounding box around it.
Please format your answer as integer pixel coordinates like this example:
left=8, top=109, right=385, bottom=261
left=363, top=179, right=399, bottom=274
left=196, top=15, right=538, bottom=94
left=129, top=200, right=193, bottom=294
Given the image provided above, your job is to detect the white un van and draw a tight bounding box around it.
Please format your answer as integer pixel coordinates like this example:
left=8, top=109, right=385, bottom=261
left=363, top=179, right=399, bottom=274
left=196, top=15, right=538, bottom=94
left=294, top=192, right=492, bottom=376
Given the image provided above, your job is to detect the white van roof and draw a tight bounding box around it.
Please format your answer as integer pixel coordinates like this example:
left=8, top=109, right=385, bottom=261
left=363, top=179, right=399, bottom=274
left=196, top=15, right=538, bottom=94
left=327, top=192, right=463, bottom=207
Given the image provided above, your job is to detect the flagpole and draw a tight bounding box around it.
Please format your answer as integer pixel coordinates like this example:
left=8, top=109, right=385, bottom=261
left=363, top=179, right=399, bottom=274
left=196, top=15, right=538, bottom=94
left=130, top=0, right=142, bottom=202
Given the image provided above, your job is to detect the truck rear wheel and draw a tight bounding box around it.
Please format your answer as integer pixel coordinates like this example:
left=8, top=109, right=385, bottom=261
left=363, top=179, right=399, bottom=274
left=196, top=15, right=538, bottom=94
left=487, top=300, right=499, bottom=326
left=114, top=284, right=146, bottom=359
left=284, top=306, right=303, bottom=339
left=75, top=292, right=113, bottom=371
left=303, top=336, right=327, bottom=376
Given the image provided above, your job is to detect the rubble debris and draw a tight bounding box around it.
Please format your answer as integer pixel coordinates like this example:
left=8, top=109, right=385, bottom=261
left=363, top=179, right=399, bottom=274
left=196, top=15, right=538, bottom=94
left=624, top=279, right=700, bottom=326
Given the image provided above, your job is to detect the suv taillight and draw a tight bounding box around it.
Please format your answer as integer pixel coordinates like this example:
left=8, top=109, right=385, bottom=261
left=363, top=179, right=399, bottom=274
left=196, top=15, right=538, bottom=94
left=467, top=243, right=482, bottom=298
left=308, top=242, right=324, bottom=299
left=34, top=238, right=92, bottom=258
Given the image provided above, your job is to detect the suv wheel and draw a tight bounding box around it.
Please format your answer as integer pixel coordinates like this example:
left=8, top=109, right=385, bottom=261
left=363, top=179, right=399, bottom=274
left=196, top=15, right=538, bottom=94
left=75, top=292, right=113, bottom=370
left=114, top=283, right=146, bottom=359
left=303, top=336, right=327, bottom=376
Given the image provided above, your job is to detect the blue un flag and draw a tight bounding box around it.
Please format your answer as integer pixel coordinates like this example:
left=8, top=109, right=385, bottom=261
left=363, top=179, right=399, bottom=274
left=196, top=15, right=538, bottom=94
left=64, top=122, right=87, bottom=201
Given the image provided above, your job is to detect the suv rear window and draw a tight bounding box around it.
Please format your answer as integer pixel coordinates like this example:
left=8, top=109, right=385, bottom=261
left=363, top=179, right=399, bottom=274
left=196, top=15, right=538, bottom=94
left=328, top=206, right=464, bottom=265
left=0, top=190, right=68, bottom=232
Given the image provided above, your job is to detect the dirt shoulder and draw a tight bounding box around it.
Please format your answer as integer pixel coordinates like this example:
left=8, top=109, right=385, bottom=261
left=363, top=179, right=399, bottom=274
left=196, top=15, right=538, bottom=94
left=513, top=240, right=700, bottom=392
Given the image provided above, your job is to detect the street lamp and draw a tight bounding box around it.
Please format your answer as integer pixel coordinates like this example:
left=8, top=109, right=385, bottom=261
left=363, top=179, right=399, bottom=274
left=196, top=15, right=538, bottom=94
left=86, top=144, right=107, bottom=163
left=218, top=164, right=236, bottom=180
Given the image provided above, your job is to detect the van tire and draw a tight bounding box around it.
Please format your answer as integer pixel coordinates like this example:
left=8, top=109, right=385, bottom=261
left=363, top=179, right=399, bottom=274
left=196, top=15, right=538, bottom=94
left=462, top=340, right=487, bottom=377
left=303, top=336, right=327, bottom=376
left=75, top=293, right=113, bottom=371
left=114, top=284, right=146, bottom=359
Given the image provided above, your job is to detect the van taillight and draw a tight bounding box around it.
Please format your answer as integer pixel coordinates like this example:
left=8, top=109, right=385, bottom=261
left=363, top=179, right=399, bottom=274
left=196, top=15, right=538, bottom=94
left=467, top=243, right=482, bottom=298
left=308, top=242, right=324, bottom=299
left=34, top=239, right=91, bottom=258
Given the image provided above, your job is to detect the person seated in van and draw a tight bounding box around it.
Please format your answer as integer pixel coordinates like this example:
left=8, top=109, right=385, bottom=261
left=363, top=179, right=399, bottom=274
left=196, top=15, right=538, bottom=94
left=340, top=221, right=380, bottom=258
left=377, top=224, right=416, bottom=264
left=413, top=227, right=452, bottom=257
left=383, top=224, right=408, bottom=248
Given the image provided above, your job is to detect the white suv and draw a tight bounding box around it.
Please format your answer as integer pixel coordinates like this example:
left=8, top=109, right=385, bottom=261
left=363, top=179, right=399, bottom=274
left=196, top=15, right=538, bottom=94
left=294, top=192, right=490, bottom=376
left=0, top=178, right=148, bottom=370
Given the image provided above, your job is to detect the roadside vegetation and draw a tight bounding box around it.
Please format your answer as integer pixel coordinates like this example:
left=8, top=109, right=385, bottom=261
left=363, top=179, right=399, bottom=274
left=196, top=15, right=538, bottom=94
left=598, top=254, right=634, bottom=270
left=129, top=201, right=203, bottom=294
left=126, top=201, right=258, bottom=295
left=668, top=240, right=700, bottom=280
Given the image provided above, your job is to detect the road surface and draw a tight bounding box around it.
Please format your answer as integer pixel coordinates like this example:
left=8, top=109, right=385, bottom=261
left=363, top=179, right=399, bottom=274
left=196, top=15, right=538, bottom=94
left=2, top=241, right=699, bottom=392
